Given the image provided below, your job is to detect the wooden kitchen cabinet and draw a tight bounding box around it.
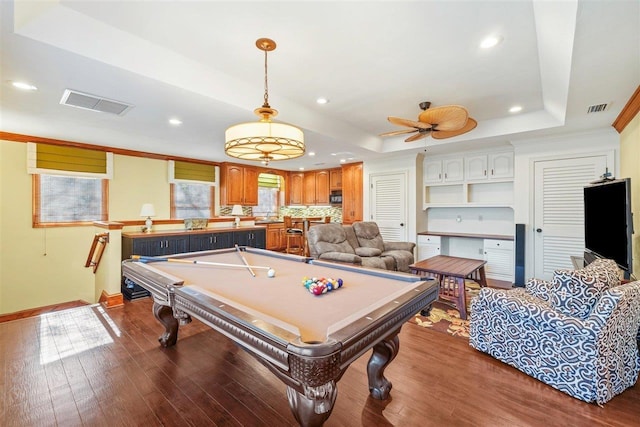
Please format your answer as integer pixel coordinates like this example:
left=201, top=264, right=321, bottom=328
left=288, top=172, right=304, bottom=205
left=265, top=222, right=285, bottom=251
left=303, top=170, right=330, bottom=205
left=341, top=162, right=363, bottom=224
left=220, top=163, right=259, bottom=205
left=330, top=168, right=342, bottom=190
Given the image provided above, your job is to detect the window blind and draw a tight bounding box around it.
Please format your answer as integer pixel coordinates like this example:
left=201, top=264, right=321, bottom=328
left=258, top=173, right=280, bottom=188
left=27, top=142, right=113, bottom=178
left=169, top=160, right=216, bottom=183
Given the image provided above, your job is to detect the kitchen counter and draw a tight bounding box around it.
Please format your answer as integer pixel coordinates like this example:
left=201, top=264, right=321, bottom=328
left=122, top=225, right=266, bottom=238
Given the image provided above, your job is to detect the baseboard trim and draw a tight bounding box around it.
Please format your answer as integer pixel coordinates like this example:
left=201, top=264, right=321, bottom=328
left=0, top=300, right=90, bottom=323
left=99, top=290, right=124, bottom=308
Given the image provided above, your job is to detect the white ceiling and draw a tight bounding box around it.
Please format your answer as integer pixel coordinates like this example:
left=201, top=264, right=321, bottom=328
left=1, top=0, right=638, bottom=171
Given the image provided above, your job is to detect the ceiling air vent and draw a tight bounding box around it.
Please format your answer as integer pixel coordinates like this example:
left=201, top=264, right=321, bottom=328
left=586, top=103, right=609, bottom=114
left=60, top=89, right=133, bottom=115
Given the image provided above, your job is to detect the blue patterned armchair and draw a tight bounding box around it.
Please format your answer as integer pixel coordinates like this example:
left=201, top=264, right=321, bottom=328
left=469, top=258, right=640, bottom=404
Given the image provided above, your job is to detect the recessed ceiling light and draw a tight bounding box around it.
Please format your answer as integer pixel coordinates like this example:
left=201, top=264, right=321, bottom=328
left=299, top=167, right=305, bottom=171
left=330, top=153, right=337, bottom=156
left=169, top=118, right=182, bottom=125
left=480, top=35, right=503, bottom=49
left=340, top=159, right=346, bottom=163
left=316, top=97, right=329, bottom=105
left=11, top=81, right=37, bottom=91
left=308, top=151, right=316, bottom=156
left=509, top=105, right=522, bottom=113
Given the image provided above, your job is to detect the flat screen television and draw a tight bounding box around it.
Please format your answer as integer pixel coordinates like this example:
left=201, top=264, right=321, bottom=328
left=583, top=178, right=633, bottom=276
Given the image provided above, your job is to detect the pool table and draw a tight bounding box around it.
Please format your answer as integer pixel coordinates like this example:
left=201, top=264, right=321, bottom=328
left=122, top=247, right=437, bottom=426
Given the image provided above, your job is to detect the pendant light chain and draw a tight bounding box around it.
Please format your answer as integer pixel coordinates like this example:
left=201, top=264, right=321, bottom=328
left=263, top=49, right=270, bottom=108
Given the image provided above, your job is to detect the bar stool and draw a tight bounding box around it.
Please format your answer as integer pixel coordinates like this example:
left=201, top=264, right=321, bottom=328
left=284, top=216, right=304, bottom=255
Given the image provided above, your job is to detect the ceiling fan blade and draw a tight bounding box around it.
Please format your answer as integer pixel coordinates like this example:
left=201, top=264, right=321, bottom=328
left=379, top=129, right=418, bottom=137
left=432, top=118, right=478, bottom=139
left=405, top=131, right=430, bottom=143
left=418, top=105, right=468, bottom=131
left=388, top=116, right=432, bottom=130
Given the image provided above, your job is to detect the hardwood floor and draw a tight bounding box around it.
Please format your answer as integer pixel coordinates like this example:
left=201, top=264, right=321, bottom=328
left=1, top=298, right=639, bottom=426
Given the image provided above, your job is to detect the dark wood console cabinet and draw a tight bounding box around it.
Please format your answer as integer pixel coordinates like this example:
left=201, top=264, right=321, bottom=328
left=121, top=227, right=266, bottom=299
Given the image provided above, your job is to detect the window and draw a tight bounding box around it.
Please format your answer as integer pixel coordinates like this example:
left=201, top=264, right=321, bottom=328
left=171, top=183, right=214, bottom=219
left=168, top=160, right=216, bottom=219
left=254, top=173, right=281, bottom=217
left=33, top=174, right=108, bottom=226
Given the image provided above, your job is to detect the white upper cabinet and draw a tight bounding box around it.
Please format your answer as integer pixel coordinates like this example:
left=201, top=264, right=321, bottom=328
left=464, top=152, right=514, bottom=181
left=488, top=152, right=514, bottom=179
left=442, top=158, right=464, bottom=183
left=424, top=159, right=443, bottom=183
left=424, top=158, right=464, bottom=184
left=464, top=155, right=488, bottom=181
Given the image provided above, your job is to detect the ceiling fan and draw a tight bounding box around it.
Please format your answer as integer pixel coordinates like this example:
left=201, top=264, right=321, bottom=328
left=380, top=101, right=477, bottom=142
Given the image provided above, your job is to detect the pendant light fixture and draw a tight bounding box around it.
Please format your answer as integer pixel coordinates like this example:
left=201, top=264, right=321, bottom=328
left=224, top=38, right=305, bottom=165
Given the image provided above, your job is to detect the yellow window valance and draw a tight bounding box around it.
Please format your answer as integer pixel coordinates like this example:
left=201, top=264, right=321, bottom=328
left=27, top=143, right=113, bottom=178
left=258, top=173, right=281, bottom=188
left=169, top=160, right=216, bottom=184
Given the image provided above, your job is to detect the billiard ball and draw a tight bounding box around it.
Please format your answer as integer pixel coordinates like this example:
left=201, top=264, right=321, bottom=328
left=267, top=268, right=276, bottom=278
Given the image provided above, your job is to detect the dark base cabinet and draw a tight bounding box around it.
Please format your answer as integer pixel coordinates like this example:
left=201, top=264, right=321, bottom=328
left=190, top=232, right=233, bottom=251
left=121, top=228, right=266, bottom=300
left=232, top=229, right=266, bottom=249
left=121, top=235, right=190, bottom=258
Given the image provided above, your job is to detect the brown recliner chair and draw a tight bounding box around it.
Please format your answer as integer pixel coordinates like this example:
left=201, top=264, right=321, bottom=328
left=351, top=222, right=415, bottom=272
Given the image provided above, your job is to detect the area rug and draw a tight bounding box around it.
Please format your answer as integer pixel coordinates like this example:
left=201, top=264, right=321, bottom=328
left=411, top=280, right=482, bottom=339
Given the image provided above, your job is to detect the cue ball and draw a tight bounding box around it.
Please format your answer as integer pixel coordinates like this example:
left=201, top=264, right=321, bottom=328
left=267, top=268, right=276, bottom=278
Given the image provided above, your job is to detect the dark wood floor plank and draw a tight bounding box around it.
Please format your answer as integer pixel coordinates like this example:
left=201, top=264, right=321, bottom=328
left=2, top=299, right=639, bottom=427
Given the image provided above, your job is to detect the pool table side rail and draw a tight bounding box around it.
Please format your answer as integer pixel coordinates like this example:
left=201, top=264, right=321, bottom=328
left=310, top=259, right=424, bottom=281
left=331, top=279, right=438, bottom=368
left=174, top=286, right=297, bottom=372
left=123, top=259, right=302, bottom=371
left=164, top=246, right=312, bottom=263
left=122, top=260, right=184, bottom=304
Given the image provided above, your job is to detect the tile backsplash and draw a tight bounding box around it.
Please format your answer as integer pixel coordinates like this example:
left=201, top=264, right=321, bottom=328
left=221, top=206, right=343, bottom=223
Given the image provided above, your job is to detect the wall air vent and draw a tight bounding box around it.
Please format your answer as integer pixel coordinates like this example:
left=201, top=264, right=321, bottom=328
left=586, top=103, right=609, bottom=114
left=60, top=89, right=133, bottom=115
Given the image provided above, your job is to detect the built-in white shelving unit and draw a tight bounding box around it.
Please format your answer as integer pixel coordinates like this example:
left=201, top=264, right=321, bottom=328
left=423, top=151, right=514, bottom=209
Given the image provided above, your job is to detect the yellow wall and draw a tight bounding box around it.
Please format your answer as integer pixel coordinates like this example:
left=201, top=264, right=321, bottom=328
left=0, top=140, right=174, bottom=314
left=619, top=113, right=640, bottom=276
left=111, top=155, right=170, bottom=219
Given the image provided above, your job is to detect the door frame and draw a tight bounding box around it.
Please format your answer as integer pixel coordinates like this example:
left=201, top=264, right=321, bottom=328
left=369, top=170, right=410, bottom=241
left=526, top=149, right=616, bottom=280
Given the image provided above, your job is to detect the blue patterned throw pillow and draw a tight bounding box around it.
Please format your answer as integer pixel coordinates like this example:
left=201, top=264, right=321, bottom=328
left=551, top=259, right=620, bottom=320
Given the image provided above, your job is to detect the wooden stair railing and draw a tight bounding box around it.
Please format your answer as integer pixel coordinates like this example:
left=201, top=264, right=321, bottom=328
left=85, top=232, right=109, bottom=273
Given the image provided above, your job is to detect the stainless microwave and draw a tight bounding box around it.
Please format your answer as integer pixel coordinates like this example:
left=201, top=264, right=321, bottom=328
left=330, top=190, right=342, bottom=205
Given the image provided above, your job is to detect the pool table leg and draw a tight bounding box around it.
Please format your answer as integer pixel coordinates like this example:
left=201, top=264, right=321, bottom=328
left=286, top=382, right=337, bottom=427
left=153, top=302, right=179, bottom=348
left=367, top=328, right=400, bottom=400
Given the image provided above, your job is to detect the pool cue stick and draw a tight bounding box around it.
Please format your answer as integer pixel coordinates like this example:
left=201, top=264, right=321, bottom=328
left=131, top=255, right=270, bottom=270
left=235, top=244, right=256, bottom=277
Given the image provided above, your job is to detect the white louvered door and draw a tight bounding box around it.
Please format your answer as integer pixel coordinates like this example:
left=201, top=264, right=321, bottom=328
left=533, top=156, right=607, bottom=280
left=370, top=172, right=408, bottom=241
